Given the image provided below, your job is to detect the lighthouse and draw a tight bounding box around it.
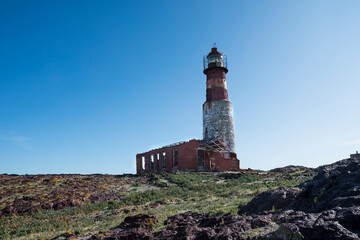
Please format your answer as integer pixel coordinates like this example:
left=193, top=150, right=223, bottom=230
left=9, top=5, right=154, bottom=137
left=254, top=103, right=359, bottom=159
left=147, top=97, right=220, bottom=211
left=136, top=46, right=240, bottom=174
left=202, top=47, right=236, bottom=153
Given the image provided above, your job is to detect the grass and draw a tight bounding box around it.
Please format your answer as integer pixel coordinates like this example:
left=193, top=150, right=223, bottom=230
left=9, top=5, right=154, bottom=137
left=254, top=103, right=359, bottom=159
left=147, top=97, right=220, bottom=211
left=0, top=171, right=315, bottom=240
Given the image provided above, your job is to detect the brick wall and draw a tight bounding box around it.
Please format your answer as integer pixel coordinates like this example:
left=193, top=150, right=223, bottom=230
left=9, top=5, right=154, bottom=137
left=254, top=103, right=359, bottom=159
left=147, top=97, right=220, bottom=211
left=136, top=139, right=240, bottom=174
left=136, top=139, right=201, bottom=174
left=206, top=151, right=239, bottom=172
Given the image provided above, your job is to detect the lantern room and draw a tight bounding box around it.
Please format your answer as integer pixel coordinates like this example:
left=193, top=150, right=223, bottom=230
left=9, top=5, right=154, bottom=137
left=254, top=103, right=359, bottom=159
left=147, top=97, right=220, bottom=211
left=203, top=47, right=228, bottom=73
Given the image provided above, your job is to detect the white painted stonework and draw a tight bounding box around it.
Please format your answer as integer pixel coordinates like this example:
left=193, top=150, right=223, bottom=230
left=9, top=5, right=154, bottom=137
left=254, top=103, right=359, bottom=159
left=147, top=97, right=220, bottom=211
left=202, top=100, right=236, bottom=152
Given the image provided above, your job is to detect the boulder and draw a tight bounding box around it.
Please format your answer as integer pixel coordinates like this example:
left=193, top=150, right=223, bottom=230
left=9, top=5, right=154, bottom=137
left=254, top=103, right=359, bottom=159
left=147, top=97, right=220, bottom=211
left=120, top=214, right=158, bottom=229
left=238, top=187, right=300, bottom=215
left=270, top=165, right=311, bottom=173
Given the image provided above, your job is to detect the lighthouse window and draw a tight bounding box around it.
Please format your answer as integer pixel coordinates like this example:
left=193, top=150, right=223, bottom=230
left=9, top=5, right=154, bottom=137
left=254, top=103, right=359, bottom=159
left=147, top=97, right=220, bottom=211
left=173, top=150, right=178, bottom=167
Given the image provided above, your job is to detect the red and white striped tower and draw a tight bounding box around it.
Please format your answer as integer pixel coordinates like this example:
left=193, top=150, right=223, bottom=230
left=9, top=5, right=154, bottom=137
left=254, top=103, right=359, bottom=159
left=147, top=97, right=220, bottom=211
left=202, top=47, right=236, bottom=153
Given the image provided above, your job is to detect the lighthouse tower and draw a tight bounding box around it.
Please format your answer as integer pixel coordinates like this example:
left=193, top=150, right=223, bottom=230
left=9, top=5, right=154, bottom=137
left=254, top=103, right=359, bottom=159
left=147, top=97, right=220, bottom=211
left=202, top=47, right=236, bottom=153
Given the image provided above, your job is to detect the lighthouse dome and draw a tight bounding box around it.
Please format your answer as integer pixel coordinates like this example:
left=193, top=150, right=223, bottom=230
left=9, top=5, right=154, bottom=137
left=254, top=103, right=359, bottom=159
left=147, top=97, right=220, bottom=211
left=207, top=47, right=222, bottom=56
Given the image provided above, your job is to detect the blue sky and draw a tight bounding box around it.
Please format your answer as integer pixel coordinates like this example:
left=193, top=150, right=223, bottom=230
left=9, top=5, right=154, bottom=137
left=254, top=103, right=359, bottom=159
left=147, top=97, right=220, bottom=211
left=1, top=1, right=359, bottom=174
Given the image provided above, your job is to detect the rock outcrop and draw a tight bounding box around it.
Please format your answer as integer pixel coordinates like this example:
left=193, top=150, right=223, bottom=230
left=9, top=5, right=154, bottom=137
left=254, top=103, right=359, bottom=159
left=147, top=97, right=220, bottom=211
left=74, top=212, right=287, bottom=240
left=239, top=158, right=360, bottom=215
left=0, top=174, right=142, bottom=217
left=119, top=214, right=158, bottom=229
left=238, top=187, right=300, bottom=214
left=269, top=165, right=311, bottom=174
left=238, top=158, right=360, bottom=239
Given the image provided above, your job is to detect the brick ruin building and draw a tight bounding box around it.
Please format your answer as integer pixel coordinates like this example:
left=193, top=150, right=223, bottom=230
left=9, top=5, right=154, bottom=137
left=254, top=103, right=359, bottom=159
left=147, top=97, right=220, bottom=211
left=136, top=47, right=240, bottom=174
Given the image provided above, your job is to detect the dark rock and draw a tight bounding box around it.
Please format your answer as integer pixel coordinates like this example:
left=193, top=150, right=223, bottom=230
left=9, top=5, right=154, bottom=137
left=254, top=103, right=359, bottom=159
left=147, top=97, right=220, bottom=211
left=119, top=214, right=158, bottom=229
left=104, top=228, right=152, bottom=240
left=335, top=206, right=360, bottom=233
left=270, top=165, right=311, bottom=173
left=238, top=187, right=300, bottom=215
left=292, top=158, right=360, bottom=212
left=250, top=214, right=272, bottom=228
left=54, top=199, right=71, bottom=210
left=241, top=158, right=360, bottom=214
left=310, top=221, right=358, bottom=240
left=154, top=212, right=274, bottom=240
left=238, top=158, right=360, bottom=239
left=165, top=211, right=209, bottom=228
left=198, top=216, right=218, bottom=228
left=264, top=223, right=303, bottom=240
left=2, top=205, right=15, bottom=215
left=148, top=202, right=161, bottom=209
left=272, top=210, right=359, bottom=239
left=42, top=202, right=54, bottom=210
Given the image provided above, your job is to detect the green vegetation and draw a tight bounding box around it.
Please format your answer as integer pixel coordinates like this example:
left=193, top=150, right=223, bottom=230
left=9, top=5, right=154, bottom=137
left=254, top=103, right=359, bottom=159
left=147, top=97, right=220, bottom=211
left=0, top=171, right=315, bottom=240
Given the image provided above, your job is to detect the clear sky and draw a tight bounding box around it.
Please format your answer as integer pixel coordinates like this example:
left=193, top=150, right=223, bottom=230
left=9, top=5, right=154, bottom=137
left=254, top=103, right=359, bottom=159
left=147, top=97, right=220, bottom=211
left=1, top=1, right=359, bottom=174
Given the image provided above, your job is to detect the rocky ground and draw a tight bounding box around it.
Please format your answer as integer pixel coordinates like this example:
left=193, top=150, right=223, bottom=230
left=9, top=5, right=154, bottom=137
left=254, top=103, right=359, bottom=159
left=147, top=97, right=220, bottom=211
left=0, top=174, right=148, bottom=217
left=237, top=158, right=360, bottom=239
left=47, top=158, right=359, bottom=240
left=1, top=158, right=359, bottom=239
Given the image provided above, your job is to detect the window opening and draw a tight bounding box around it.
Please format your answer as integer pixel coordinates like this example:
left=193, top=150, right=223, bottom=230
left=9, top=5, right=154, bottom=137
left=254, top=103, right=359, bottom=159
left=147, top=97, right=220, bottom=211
left=173, top=150, right=178, bottom=167
left=162, top=152, right=166, bottom=169
left=141, top=156, right=145, bottom=170
left=156, top=153, right=160, bottom=172
left=150, top=154, right=154, bottom=170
